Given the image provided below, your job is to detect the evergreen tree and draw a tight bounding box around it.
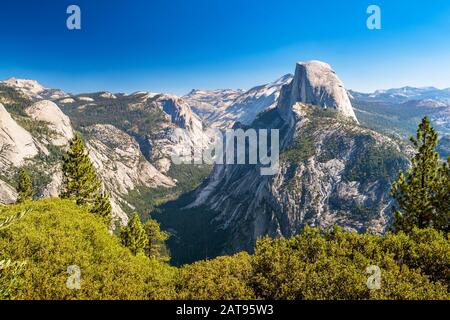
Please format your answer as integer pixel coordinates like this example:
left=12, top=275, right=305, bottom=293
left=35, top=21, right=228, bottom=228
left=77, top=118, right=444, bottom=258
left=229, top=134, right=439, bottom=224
left=90, top=193, right=113, bottom=225
left=144, top=219, right=170, bottom=261
left=61, top=133, right=113, bottom=223
left=391, top=117, right=448, bottom=233
left=120, top=213, right=148, bottom=255
left=61, top=133, right=102, bottom=205
left=16, top=168, right=33, bottom=203
left=434, top=157, right=450, bottom=232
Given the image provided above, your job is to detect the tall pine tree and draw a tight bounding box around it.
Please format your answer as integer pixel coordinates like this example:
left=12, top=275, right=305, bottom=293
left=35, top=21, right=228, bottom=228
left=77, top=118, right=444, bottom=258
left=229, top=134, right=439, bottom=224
left=391, top=117, right=449, bottom=233
left=16, top=168, right=33, bottom=203
left=120, top=213, right=148, bottom=255
left=61, top=133, right=112, bottom=223
left=144, top=219, right=170, bottom=261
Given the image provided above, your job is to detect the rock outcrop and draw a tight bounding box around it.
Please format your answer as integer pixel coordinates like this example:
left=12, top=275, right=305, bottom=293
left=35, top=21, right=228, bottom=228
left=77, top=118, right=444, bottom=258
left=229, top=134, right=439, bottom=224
left=0, top=103, right=38, bottom=169
left=25, top=100, right=74, bottom=146
left=1, top=78, right=68, bottom=101
left=184, top=74, right=293, bottom=129
left=85, top=124, right=176, bottom=224
left=0, top=179, right=17, bottom=204
left=279, top=61, right=357, bottom=122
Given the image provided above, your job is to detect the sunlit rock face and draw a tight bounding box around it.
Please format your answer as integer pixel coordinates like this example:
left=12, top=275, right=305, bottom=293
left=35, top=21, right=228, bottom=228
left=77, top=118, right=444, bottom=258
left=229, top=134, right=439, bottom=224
left=25, top=100, right=74, bottom=146
left=279, top=60, right=358, bottom=123
left=0, top=103, right=38, bottom=169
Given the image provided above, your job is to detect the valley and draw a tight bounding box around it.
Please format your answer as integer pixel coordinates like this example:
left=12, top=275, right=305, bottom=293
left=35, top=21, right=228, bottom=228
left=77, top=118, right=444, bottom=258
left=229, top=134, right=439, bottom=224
left=0, top=60, right=449, bottom=265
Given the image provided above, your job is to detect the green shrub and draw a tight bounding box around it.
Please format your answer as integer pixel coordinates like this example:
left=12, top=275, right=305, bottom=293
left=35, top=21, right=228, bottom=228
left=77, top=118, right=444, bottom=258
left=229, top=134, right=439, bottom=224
left=177, top=252, right=255, bottom=299
left=250, top=227, right=449, bottom=300
left=0, top=199, right=176, bottom=300
left=0, top=200, right=448, bottom=300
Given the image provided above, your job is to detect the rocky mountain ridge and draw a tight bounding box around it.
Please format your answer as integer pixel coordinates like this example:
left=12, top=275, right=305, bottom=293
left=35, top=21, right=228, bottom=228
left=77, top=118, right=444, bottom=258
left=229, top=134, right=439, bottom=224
left=0, top=82, right=211, bottom=224
left=1, top=77, right=69, bottom=101
left=184, top=74, right=293, bottom=129
left=350, top=86, right=450, bottom=153
left=155, top=61, right=411, bottom=263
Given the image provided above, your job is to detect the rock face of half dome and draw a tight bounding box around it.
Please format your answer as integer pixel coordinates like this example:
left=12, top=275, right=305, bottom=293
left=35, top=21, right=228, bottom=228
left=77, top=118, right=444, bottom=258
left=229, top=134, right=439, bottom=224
left=280, top=60, right=357, bottom=122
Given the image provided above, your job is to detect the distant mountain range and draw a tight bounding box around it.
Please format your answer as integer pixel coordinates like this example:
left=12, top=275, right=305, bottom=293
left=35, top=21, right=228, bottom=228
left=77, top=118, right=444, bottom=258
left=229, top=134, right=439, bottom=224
left=348, top=87, right=450, bottom=157
left=183, top=74, right=293, bottom=129
left=349, top=86, right=450, bottom=104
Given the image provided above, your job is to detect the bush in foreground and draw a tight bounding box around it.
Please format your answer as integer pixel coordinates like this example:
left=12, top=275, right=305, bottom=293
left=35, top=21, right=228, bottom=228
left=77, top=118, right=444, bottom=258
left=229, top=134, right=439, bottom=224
left=0, top=199, right=175, bottom=299
left=0, top=199, right=448, bottom=300
left=250, top=227, right=449, bottom=300
left=177, top=252, right=255, bottom=299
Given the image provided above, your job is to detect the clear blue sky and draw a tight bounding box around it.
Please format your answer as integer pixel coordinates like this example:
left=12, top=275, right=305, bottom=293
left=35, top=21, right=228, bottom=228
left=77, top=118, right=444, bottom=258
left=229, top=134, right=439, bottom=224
left=1, top=0, right=450, bottom=95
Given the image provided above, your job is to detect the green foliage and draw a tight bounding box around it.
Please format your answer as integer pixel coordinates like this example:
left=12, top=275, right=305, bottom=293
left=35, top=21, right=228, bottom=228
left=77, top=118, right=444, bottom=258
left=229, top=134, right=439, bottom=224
left=281, top=120, right=316, bottom=163
left=317, top=134, right=349, bottom=163
left=172, top=226, right=450, bottom=300
left=0, top=84, right=31, bottom=116
left=0, top=209, right=30, bottom=230
left=15, top=118, right=56, bottom=139
left=435, top=158, right=450, bottom=232
left=392, top=117, right=449, bottom=233
left=343, top=135, right=406, bottom=186
left=177, top=252, right=255, bottom=299
left=16, top=168, right=33, bottom=203
left=120, top=213, right=148, bottom=256
left=90, top=193, right=113, bottom=225
left=0, top=207, right=29, bottom=300
left=0, top=258, right=26, bottom=299
left=353, top=99, right=435, bottom=139
left=125, top=186, right=173, bottom=220
left=61, top=133, right=102, bottom=205
left=281, top=107, right=338, bottom=162
left=308, top=106, right=340, bottom=119
left=250, top=226, right=449, bottom=300
left=60, top=93, right=166, bottom=139
left=61, top=133, right=112, bottom=223
left=0, top=199, right=176, bottom=300
left=125, top=164, right=212, bottom=218
left=0, top=200, right=448, bottom=300
left=282, top=135, right=315, bottom=163
left=144, top=219, right=170, bottom=262
left=10, top=146, right=64, bottom=194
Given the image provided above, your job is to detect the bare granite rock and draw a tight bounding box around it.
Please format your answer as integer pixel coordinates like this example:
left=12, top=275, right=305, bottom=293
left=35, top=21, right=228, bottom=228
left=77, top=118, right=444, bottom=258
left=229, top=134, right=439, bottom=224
left=0, top=103, right=38, bottom=169
left=25, top=100, right=74, bottom=146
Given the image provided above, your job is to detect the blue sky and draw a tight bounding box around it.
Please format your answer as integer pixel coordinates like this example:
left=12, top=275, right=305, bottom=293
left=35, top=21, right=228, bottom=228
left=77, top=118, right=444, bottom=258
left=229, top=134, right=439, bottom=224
left=1, top=0, right=450, bottom=95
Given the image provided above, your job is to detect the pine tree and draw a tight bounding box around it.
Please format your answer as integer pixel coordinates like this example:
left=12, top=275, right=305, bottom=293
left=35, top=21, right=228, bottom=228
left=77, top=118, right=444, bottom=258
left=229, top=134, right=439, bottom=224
left=16, top=168, right=33, bottom=203
left=144, top=219, right=170, bottom=261
left=120, top=213, right=148, bottom=255
left=61, top=133, right=113, bottom=223
left=61, top=133, right=102, bottom=205
left=391, top=117, right=448, bottom=233
left=90, top=193, right=113, bottom=225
